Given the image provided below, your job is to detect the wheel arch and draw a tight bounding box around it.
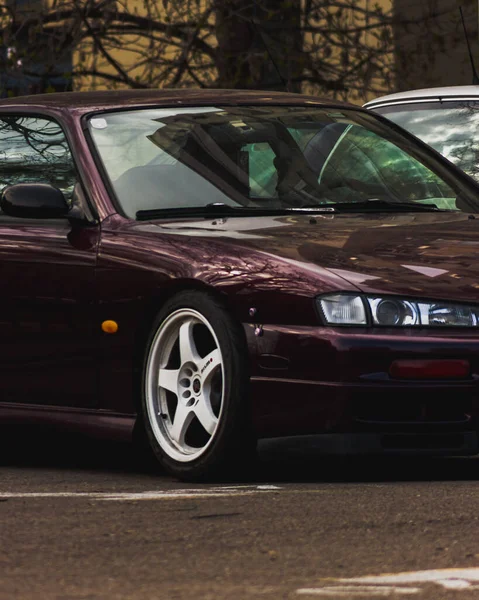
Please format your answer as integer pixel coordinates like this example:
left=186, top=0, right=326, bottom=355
left=131, top=278, right=248, bottom=414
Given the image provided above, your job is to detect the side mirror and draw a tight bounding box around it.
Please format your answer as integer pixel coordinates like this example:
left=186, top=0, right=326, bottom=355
left=0, top=183, right=69, bottom=218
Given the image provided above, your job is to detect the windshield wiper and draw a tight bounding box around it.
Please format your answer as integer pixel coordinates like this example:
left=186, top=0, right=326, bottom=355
left=136, top=200, right=450, bottom=221
left=325, top=199, right=448, bottom=213
left=136, top=203, right=336, bottom=220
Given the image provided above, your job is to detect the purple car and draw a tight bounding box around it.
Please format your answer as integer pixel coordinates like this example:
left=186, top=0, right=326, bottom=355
left=2, top=89, right=479, bottom=481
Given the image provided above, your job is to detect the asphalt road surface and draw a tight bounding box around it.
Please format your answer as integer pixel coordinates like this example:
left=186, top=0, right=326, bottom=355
left=2, top=427, right=479, bottom=599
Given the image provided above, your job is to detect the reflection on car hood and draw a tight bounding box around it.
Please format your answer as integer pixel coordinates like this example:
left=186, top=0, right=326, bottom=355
left=153, top=211, right=479, bottom=301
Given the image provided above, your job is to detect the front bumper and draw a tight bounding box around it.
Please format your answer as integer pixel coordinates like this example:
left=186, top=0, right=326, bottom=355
left=247, top=324, right=479, bottom=454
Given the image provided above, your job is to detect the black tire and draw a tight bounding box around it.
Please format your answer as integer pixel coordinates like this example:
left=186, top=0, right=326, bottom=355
left=140, top=290, right=256, bottom=482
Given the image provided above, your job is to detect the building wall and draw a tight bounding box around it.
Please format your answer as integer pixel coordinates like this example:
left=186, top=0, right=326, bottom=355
left=73, top=0, right=395, bottom=102
left=1, top=0, right=72, bottom=96
left=357, top=0, right=394, bottom=103
left=16, top=0, right=479, bottom=99
left=6, top=0, right=396, bottom=100
left=74, top=0, right=212, bottom=92
left=393, top=0, right=479, bottom=91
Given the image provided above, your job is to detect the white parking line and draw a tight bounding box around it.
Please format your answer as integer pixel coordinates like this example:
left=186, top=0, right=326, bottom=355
left=0, top=484, right=282, bottom=501
left=297, top=568, right=479, bottom=596
left=297, top=586, right=419, bottom=596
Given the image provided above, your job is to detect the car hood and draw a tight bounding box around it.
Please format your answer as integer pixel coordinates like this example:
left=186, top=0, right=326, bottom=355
left=152, top=211, right=479, bottom=302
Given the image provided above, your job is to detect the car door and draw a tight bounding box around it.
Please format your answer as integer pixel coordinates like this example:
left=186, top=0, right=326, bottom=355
left=0, top=114, right=99, bottom=408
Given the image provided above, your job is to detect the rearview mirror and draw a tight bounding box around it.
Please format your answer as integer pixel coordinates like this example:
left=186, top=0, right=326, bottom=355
left=0, top=183, right=69, bottom=218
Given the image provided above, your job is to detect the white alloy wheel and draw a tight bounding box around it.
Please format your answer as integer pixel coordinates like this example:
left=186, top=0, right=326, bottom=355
left=145, top=308, right=224, bottom=462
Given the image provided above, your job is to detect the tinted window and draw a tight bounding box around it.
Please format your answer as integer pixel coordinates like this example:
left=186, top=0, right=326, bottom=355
left=88, top=106, right=478, bottom=219
left=0, top=116, right=76, bottom=202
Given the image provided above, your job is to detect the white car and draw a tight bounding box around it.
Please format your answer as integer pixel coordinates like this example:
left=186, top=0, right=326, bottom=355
left=364, top=86, right=479, bottom=182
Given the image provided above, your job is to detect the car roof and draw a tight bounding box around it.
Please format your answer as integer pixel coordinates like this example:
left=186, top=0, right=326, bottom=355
left=0, top=89, right=357, bottom=116
left=364, top=85, right=479, bottom=108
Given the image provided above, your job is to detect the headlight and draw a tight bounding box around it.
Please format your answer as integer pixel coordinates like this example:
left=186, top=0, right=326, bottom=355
left=319, top=294, right=367, bottom=325
left=369, top=297, right=419, bottom=326
left=318, top=293, right=479, bottom=327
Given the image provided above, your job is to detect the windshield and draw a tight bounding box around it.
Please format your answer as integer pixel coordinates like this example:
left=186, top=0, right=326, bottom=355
left=373, top=101, right=479, bottom=183
left=88, top=105, right=479, bottom=219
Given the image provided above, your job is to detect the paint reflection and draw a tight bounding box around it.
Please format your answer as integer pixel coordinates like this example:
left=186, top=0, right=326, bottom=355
left=99, top=208, right=479, bottom=320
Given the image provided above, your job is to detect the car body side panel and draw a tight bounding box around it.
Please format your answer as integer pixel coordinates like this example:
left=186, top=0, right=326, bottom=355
left=94, top=214, right=353, bottom=414
left=0, top=218, right=99, bottom=407
left=95, top=210, right=479, bottom=422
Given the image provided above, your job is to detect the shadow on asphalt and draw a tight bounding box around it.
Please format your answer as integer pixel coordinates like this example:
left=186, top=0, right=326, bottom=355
left=1, top=424, right=478, bottom=484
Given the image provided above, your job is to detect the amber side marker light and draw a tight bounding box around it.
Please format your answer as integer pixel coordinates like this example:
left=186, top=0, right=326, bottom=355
left=102, top=320, right=119, bottom=334
left=390, top=359, right=470, bottom=379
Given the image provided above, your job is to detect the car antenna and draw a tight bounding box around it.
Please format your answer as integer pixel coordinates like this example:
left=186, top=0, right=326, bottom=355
left=250, top=19, right=290, bottom=91
left=460, top=6, right=479, bottom=85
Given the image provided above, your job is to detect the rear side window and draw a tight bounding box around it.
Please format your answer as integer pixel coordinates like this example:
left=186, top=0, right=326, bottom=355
left=0, top=116, right=76, bottom=202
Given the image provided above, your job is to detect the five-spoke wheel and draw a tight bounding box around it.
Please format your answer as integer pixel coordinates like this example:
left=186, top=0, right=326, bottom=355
left=146, top=308, right=224, bottom=462
left=141, top=291, right=255, bottom=481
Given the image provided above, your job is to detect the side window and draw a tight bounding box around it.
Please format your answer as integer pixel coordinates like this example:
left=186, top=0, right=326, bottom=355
left=0, top=116, right=76, bottom=205
left=318, top=125, right=458, bottom=209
